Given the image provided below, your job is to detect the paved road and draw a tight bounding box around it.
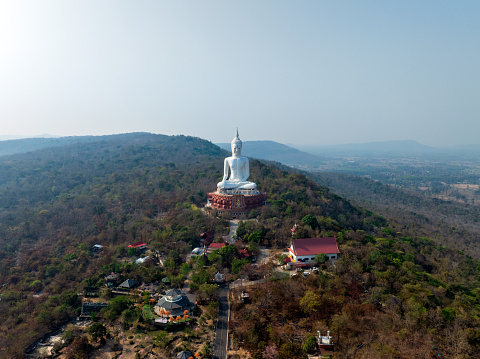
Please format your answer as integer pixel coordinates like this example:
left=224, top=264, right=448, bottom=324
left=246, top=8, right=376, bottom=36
left=223, top=220, right=239, bottom=244
left=212, top=283, right=229, bottom=359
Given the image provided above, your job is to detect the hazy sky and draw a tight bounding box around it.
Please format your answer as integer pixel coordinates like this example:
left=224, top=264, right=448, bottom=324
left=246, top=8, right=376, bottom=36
left=1, top=1, right=479, bottom=147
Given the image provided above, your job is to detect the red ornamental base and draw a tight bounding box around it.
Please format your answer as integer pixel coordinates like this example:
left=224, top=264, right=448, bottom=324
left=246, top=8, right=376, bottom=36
left=207, top=192, right=266, bottom=214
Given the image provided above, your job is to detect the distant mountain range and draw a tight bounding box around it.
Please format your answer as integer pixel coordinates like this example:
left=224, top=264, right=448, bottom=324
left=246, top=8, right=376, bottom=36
left=4, top=135, right=480, bottom=166
left=216, top=140, right=327, bottom=168
left=216, top=139, right=440, bottom=170
left=450, top=144, right=480, bottom=152
left=295, top=140, right=436, bottom=155
left=0, top=134, right=57, bottom=141
left=216, top=139, right=480, bottom=170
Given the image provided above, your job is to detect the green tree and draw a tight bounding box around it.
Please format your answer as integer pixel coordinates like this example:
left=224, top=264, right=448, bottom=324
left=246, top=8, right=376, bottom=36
left=29, top=280, right=42, bottom=293
left=300, top=290, right=321, bottom=315
left=192, top=266, right=215, bottom=285
left=442, top=307, right=456, bottom=324
left=232, top=259, right=249, bottom=274
left=87, top=322, right=107, bottom=342
left=180, top=262, right=191, bottom=276
left=37, top=310, right=54, bottom=328
left=197, top=283, right=220, bottom=302
left=247, top=242, right=260, bottom=255
left=247, top=230, right=264, bottom=243
left=302, top=214, right=319, bottom=230
left=217, top=245, right=239, bottom=268
left=303, top=335, right=317, bottom=354
left=314, top=253, right=328, bottom=265
left=102, top=296, right=131, bottom=322
left=236, top=221, right=248, bottom=239
left=122, top=308, right=138, bottom=324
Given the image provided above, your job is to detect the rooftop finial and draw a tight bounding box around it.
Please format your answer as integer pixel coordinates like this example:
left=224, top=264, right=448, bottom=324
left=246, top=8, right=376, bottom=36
left=232, top=128, right=242, bottom=147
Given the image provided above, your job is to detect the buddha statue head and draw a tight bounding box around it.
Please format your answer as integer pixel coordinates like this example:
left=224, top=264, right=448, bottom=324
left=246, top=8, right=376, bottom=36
left=231, top=129, right=242, bottom=157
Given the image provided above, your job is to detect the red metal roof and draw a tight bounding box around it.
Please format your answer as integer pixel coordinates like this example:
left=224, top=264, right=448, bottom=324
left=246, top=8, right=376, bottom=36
left=200, top=230, right=213, bottom=239
left=291, top=237, right=339, bottom=256
left=239, top=249, right=252, bottom=257
left=209, top=243, right=226, bottom=249
left=128, top=242, right=147, bottom=248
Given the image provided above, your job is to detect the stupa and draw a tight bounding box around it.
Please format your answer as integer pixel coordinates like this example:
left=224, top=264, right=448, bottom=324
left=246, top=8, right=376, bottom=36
left=206, top=129, right=266, bottom=218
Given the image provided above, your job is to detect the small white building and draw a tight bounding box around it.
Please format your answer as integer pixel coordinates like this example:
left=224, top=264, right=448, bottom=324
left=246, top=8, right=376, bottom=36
left=135, top=256, right=150, bottom=264
left=288, top=237, right=339, bottom=263
left=317, top=330, right=334, bottom=356
left=191, top=247, right=202, bottom=256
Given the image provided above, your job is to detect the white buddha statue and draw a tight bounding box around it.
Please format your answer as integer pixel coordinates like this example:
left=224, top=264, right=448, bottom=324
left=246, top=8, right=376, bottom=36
left=217, top=129, right=257, bottom=192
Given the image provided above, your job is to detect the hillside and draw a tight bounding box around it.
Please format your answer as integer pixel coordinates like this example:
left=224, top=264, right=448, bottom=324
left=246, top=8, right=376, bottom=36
left=311, top=171, right=480, bottom=258
left=0, top=133, right=372, bottom=357
left=219, top=139, right=480, bottom=257
left=0, top=133, right=228, bottom=355
left=1, top=134, right=480, bottom=358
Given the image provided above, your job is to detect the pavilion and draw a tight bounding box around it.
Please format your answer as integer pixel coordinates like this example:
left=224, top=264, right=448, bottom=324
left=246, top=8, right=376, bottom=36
left=154, top=289, right=193, bottom=317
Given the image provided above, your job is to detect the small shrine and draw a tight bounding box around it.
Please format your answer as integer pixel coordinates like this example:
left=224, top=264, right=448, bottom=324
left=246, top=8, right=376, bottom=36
left=317, top=330, right=334, bottom=357
left=214, top=272, right=224, bottom=283
left=206, top=129, right=266, bottom=218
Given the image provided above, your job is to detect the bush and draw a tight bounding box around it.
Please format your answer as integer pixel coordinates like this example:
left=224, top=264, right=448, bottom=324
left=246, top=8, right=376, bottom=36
left=87, top=322, right=107, bottom=342
left=303, top=335, right=317, bottom=354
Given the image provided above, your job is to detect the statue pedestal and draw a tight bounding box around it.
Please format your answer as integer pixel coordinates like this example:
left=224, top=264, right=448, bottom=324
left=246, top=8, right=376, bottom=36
left=206, top=191, right=267, bottom=218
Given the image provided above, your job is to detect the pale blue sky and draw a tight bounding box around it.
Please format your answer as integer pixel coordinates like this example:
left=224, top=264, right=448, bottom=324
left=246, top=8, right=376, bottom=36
left=0, top=1, right=479, bottom=146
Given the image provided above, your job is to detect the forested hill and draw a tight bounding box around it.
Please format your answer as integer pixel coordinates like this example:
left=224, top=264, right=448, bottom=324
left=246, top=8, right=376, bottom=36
left=0, top=133, right=366, bottom=238
left=0, top=133, right=371, bottom=356
left=0, top=133, right=226, bottom=209
left=3, top=133, right=480, bottom=358
left=312, top=171, right=480, bottom=257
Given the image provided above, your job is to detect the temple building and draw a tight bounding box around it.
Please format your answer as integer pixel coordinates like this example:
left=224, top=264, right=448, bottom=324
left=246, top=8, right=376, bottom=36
left=154, top=289, right=193, bottom=317
left=288, top=237, right=340, bottom=262
left=206, top=129, right=266, bottom=218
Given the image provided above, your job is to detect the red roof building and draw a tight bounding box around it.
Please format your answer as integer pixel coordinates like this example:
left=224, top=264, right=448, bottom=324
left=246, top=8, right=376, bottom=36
left=200, top=230, right=213, bottom=240
left=288, top=237, right=339, bottom=262
left=128, top=242, right=147, bottom=249
left=238, top=248, right=252, bottom=259
left=200, top=231, right=214, bottom=246
left=209, top=243, right=226, bottom=250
